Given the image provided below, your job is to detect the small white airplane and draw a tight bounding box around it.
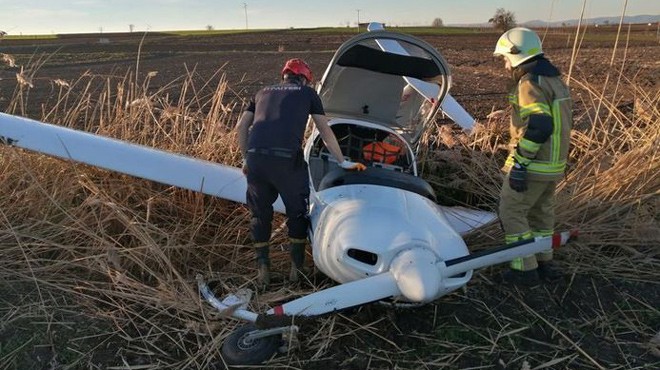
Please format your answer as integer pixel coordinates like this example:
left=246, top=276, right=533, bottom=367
left=0, top=23, right=576, bottom=365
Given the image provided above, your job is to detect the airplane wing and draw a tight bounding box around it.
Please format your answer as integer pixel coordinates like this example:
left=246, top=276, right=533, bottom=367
left=0, top=112, right=286, bottom=212
left=366, top=22, right=476, bottom=131
left=437, top=205, right=497, bottom=235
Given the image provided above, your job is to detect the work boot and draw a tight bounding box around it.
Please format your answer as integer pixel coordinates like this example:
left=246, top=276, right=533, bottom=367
left=255, top=245, right=270, bottom=290
left=501, top=269, right=541, bottom=287
left=537, top=261, right=562, bottom=282
left=288, top=243, right=306, bottom=283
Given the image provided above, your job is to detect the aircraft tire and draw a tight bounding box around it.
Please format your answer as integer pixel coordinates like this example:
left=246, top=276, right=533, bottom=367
left=220, top=323, right=281, bottom=365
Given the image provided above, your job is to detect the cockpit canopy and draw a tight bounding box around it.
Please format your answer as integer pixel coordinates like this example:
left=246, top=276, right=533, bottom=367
left=318, top=31, right=451, bottom=145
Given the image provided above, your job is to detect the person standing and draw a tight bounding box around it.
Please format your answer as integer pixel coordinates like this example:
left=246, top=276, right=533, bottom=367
left=236, top=58, right=365, bottom=290
left=493, top=28, right=573, bottom=285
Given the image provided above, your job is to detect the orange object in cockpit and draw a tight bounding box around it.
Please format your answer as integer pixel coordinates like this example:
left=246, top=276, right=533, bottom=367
left=363, top=142, right=402, bottom=164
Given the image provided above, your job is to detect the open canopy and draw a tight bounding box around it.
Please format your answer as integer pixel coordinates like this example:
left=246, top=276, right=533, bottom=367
left=318, top=31, right=451, bottom=144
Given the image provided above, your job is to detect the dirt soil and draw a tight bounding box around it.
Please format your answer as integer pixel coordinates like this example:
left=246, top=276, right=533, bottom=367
left=1, top=27, right=659, bottom=370
left=2, top=26, right=658, bottom=119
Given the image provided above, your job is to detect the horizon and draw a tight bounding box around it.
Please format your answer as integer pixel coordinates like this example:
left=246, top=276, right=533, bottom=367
left=0, top=0, right=658, bottom=35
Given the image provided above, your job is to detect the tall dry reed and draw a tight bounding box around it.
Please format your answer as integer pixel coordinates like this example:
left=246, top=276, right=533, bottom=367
left=0, top=43, right=658, bottom=368
left=1, top=65, right=263, bottom=368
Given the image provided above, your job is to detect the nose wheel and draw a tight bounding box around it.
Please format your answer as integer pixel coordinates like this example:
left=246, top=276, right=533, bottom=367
left=220, top=323, right=285, bottom=365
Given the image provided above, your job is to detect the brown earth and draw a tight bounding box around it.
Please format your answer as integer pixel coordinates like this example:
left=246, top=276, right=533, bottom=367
left=2, top=26, right=658, bottom=119
left=0, top=27, right=659, bottom=370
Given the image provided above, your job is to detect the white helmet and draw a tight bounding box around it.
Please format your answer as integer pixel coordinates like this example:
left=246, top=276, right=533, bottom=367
left=493, top=27, right=543, bottom=67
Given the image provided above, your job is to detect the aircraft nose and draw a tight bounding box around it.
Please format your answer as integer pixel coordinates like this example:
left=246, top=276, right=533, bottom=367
left=390, top=248, right=442, bottom=302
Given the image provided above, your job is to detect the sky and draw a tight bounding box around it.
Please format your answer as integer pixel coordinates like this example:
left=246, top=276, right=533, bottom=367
left=0, top=0, right=657, bottom=35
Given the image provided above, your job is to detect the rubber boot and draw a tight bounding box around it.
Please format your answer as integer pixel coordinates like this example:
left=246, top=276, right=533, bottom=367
left=255, top=245, right=270, bottom=290
left=537, top=260, right=562, bottom=282
left=289, top=243, right=305, bottom=283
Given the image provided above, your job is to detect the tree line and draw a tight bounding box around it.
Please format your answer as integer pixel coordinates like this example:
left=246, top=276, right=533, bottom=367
left=432, top=8, right=516, bottom=31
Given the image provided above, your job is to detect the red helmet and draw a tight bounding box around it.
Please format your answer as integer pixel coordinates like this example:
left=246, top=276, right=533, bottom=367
left=281, top=58, right=313, bottom=82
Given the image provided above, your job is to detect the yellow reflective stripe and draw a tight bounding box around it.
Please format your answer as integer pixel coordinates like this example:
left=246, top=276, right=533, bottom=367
left=552, top=99, right=561, bottom=163
left=508, top=94, right=518, bottom=105
left=253, top=242, right=269, bottom=248
left=511, top=257, right=524, bottom=270
left=513, top=150, right=532, bottom=166
left=527, top=47, right=541, bottom=55
left=519, top=138, right=541, bottom=153
left=506, top=156, right=566, bottom=174
left=532, top=230, right=553, bottom=237
left=505, top=231, right=533, bottom=244
left=519, top=102, right=551, bottom=118
left=510, top=255, right=538, bottom=271
left=533, top=230, right=554, bottom=237
left=551, top=98, right=569, bottom=163
left=526, top=160, right=566, bottom=173
left=289, top=237, right=307, bottom=244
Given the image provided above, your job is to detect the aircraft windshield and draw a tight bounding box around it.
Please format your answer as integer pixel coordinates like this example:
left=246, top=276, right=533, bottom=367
left=319, top=37, right=447, bottom=143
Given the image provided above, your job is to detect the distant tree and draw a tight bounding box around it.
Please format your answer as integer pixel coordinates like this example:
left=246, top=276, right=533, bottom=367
left=489, top=8, right=516, bottom=31
left=206, top=25, right=214, bottom=31
left=603, top=20, right=610, bottom=25
left=129, top=24, right=135, bottom=33
left=431, top=18, right=444, bottom=27
left=0, top=30, right=6, bottom=38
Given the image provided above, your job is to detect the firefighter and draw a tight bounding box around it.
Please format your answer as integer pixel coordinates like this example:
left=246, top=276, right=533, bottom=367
left=493, top=28, right=573, bottom=285
left=236, top=58, right=365, bottom=290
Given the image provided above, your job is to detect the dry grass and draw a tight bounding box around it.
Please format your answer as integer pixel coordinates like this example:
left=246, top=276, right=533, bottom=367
left=0, top=43, right=658, bottom=369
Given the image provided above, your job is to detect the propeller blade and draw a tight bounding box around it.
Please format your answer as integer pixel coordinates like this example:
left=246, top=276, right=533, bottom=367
left=0, top=113, right=285, bottom=212
left=266, top=272, right=400, bottom=317
left=441, top=230, right=578, bottom=277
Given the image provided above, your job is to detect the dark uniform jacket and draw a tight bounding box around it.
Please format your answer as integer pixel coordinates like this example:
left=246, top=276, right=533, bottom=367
left=247, top=82, right=325, bottom=152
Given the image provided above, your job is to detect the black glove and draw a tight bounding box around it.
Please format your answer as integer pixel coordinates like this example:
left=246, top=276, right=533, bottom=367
left=509, top=161, right=528, bottom=192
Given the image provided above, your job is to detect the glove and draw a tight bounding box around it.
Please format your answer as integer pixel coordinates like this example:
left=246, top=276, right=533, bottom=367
left=508, top=161, right=527, bottom=192
left=339, top=160, right=366, bottom=171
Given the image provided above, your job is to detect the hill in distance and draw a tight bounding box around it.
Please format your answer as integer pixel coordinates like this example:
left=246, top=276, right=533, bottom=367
left=450, top=14, right=659, bottom=28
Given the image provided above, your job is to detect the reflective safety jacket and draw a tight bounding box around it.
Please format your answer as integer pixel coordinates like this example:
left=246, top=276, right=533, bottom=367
left=504, top=57, right=572, bottom=181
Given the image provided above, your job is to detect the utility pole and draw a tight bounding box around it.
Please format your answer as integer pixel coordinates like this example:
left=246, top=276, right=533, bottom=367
left=356, top=9, right=361, bottom=33
left=243, top=3, right=248, bottom=30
